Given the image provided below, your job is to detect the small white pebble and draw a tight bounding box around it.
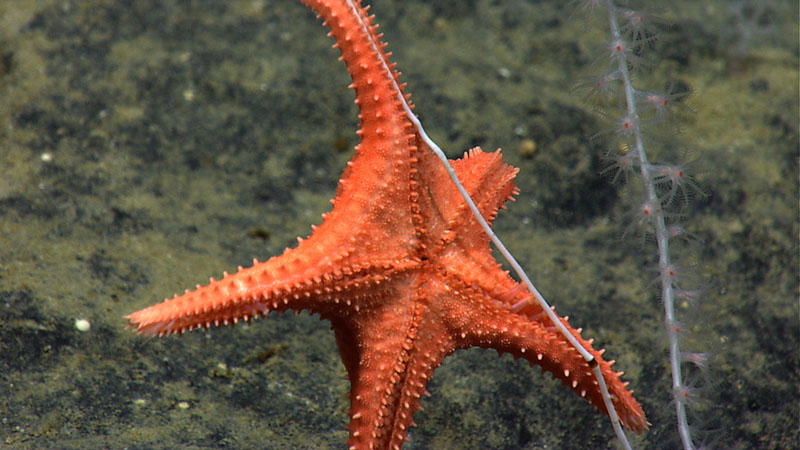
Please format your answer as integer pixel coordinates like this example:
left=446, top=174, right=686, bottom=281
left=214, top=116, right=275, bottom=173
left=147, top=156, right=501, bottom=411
left=74, top=318, right=91, bottom=332
left=176, top=401, right=190, bottom=410
left=40, top=152, right=53, bottom=162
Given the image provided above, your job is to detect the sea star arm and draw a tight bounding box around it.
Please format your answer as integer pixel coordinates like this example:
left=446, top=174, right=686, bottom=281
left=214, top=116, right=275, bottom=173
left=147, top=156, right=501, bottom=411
left=434, top=147, right=520, bottom=251
left=438, top=276, right=649, bottom=433
left=330, top=287, right=458, bottom=450
left=300, top=0, right=424, bottom=249
left=430, top=146, right=649, bottom=431
left=124, top=230, right=417, bottom=337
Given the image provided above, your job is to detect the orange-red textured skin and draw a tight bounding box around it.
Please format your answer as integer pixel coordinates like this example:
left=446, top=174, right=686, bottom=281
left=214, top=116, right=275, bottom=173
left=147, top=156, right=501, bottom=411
left=126, top=1, right=648, bottom=448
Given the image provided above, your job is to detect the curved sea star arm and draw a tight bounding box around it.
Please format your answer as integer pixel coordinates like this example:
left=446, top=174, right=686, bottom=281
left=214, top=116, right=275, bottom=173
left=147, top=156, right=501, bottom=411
left=299, top=0, right=423, bottom=249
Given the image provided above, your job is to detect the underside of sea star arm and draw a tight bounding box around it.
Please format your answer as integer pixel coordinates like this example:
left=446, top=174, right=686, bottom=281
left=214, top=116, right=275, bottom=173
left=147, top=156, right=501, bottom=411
left=445, top=147, right=520, bottom=231
left=330, top=287, right=456, bottom=450
left=408, top=145, right=520, bottom=253
left=438, top=275, right=649, bottom=433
